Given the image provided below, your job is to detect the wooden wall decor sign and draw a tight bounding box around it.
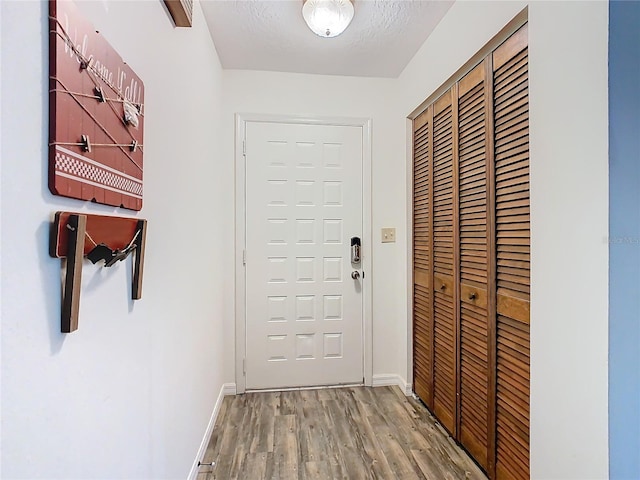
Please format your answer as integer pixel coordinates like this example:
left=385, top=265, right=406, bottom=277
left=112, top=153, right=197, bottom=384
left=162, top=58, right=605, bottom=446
left=164, top=0, right=194, bottom=27
left=49, top=0, right=145, bottom=211
left=50, top=212, right=148, bottom=333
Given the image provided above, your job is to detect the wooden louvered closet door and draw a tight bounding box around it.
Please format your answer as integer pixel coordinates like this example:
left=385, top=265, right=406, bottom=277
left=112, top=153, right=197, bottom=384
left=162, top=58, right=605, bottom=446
left=457, top=61, right=492, bottom=472
left=413, top=108, right=434, bottom=408
left=431, top=90, right=456, bottom=435
left=412, top=23, right=529, bottom=480
left=492, top=26, right=530, bottom=480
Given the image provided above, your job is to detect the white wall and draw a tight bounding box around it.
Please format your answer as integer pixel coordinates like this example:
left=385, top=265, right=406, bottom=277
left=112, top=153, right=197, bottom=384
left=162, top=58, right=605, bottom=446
left=528, top=3, right=608, bottom=478
left=396, top=1, right=609, bottom=479
left=221, top=71, right=407, bottom=383
left=0, top=1, right=228, bottom=478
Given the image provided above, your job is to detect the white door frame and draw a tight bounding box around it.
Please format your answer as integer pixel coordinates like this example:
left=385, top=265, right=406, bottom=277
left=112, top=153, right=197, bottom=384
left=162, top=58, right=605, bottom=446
left=235, top=113, right=373, bottom=393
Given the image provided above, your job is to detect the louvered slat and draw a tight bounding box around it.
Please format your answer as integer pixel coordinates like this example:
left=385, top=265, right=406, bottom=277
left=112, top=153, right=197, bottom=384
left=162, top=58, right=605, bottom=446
left=433, top=290, right=455, bottom=432
left=493, top=24, right=530, bottom=480
left=457, top=63, right=489, bottom=470
left=413, top=110, right=433, bottom=407
left=414, top=284, right=432, bottom=403
left=496, top=315, right=530, bottom=480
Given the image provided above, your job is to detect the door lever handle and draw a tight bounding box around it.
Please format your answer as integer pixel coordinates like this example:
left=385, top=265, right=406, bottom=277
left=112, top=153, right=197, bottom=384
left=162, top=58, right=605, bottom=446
left=351, top=271, right=361, bottom=280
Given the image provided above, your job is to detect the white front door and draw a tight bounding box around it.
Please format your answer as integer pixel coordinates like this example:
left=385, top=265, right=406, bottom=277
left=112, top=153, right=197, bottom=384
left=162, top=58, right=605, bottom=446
left=244, top=121, right=364, bottom=390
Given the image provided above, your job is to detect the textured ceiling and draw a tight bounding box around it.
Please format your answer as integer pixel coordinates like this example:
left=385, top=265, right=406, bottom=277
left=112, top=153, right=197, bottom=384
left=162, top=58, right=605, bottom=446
left=200, top=0, right=454, bottom=78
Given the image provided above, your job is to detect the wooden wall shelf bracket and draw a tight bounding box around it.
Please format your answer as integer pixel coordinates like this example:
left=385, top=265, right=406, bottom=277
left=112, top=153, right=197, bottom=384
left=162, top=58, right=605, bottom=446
left=50, top=212, right=148, bottom=333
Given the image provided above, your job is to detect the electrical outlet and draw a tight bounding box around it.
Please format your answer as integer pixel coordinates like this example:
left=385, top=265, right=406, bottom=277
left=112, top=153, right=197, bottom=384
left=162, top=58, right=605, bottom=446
left=381, top=228, right=396, bottom=243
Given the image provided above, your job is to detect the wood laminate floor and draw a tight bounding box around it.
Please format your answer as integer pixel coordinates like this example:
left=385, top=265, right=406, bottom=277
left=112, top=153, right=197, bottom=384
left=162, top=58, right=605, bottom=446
left=196, top=386, right=487, bottom=480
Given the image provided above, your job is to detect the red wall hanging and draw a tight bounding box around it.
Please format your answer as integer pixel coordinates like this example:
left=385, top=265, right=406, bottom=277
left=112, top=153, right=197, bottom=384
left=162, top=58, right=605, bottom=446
left=49, top=0, right=145, bottom=211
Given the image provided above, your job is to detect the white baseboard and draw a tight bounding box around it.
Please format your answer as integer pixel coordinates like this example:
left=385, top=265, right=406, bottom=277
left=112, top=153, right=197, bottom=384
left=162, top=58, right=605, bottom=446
left=223, top=382, right=237, bottom=396
left=402, top=380, right=413, bottom=396
left=187, top=382, right=236, bottom=480
left=371, top=374, right=413, bottom=396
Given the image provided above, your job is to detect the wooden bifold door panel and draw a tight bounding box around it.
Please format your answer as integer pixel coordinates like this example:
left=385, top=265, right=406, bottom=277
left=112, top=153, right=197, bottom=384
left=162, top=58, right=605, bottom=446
left=432, top=89, right=456, bottom=435
left=458, top=61, right=491, bottom=472
left=412, top=23, right=529, bottom=480
left=493, top=25, right=530, bottom=480
left=413, top=111, right=433, bottom=408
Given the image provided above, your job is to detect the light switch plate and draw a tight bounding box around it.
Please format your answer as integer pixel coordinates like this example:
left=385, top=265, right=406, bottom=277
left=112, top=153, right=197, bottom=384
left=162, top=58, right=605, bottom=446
left=381, top=228, right=396, bottom=243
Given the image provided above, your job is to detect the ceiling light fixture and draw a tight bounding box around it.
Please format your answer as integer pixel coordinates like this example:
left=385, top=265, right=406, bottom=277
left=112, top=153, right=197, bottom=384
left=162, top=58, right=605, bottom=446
left=302, top=0, right=354, bottom=38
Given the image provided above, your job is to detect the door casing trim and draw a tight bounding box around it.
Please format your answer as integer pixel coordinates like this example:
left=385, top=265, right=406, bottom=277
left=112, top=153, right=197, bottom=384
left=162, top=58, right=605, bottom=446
left=234, top=113, right=373, bottom=393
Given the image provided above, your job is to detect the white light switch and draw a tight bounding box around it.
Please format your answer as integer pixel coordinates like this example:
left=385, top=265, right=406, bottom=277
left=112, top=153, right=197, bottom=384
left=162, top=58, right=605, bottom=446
left=381, top=228, right=396, bottom=243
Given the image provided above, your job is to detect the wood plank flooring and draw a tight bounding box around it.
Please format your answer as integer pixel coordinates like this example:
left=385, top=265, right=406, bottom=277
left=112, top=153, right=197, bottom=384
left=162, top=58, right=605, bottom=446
left=196, top=386, right=487, bottom=480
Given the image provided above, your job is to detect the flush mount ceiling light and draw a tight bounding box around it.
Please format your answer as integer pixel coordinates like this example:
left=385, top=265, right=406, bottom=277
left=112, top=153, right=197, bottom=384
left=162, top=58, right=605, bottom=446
left=302, top=0, right=354, bottom=38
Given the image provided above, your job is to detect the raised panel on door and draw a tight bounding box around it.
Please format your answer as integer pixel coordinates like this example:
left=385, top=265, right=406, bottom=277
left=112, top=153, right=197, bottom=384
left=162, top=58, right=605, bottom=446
left=245, top=122, right=364, bottom=390
left=493, top=24, right=530, bottom=480
left=457, top=61, right=491, bottom=471
left=432, top=89, right=456, bottom=434
left=413, top=107, right=434, bottom=408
